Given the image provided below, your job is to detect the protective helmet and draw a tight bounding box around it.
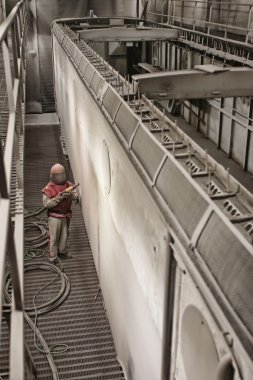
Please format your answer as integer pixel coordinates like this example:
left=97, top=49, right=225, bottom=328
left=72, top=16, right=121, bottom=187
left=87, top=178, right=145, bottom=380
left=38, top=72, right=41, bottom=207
left=50, top=163, right=66, bottom=185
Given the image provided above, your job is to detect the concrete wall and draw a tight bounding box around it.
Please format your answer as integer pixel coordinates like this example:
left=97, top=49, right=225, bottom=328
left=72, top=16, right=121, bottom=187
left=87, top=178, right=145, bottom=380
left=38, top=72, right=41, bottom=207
left=53, top=36, right=170, bottom=380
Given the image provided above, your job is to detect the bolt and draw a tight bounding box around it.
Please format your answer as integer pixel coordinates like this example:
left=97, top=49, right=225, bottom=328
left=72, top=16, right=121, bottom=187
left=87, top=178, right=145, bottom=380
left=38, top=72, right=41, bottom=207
left=205, top=149, right=208, bottom=172
left=174, top=119, right=178, bottom=139
left=162, top=109, right=165, bottom=143
left=223, top=332, right=233, bottom=347
left=208, top=168, right=212, bottom=195
left=226, top=167, right=230, bottom=192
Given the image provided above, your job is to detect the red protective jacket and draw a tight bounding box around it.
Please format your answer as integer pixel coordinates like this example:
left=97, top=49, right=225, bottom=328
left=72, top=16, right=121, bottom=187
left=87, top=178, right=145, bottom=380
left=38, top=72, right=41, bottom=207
left=41, top=181, right=73, bottom=218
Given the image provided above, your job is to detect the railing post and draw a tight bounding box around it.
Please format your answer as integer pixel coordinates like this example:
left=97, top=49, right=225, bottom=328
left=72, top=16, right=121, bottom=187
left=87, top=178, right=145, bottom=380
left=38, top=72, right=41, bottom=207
left=180, top=0, right=184, bottom=28
left=193, top=1, right=197, bottom=31
left=0, top=137, right=9, bottom=338
left=2, top=39, right=23, bottom=189
left=2, top=39, right=14, bottom=113
left=0, top=0, right=6, bottom=21
left=246, top=5, right=253, bottom=44
left=224, top=3, right=230, bottom=40
left=207, top=4, right=212, bottom=35
left=172, top=0, right=176, bottom=25
left=167, top=0, right=171, bottom=25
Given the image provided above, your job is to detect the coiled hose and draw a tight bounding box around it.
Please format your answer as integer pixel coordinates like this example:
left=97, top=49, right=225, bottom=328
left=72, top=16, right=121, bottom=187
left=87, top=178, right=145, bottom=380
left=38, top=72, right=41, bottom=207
left=4, top=207, right=71, bottom=380
left=24, top=207, right=48, bottom=260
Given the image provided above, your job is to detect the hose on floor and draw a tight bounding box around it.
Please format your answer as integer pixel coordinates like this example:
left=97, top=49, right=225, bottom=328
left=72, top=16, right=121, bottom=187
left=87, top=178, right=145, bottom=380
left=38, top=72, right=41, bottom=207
left=24, top=207, right=48, bottom=260
left=4, top=259, right=70, bottom=380
left=24, top=206, right=46, bottom=219
left=4, top=207, right=71, bottom=380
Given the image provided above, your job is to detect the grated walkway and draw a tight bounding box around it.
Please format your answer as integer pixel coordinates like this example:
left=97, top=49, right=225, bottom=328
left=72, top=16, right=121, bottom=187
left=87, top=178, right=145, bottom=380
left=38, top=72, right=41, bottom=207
left=24, top=123, right=124, bottom=379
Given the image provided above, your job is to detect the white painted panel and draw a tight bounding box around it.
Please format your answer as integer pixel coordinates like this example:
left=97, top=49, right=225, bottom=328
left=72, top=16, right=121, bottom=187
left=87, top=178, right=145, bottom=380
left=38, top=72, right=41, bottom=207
left=247, top=131, right=253, bottom=174
left=232, top=122, right=247, bottom=166
left=53, top=36, right=169, bottom=380
left=208, top=107, right=219, bottom=144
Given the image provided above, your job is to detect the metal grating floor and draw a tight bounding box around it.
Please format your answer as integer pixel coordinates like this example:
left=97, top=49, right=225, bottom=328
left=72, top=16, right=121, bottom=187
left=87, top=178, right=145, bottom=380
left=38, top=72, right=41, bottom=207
left=24, top=123, right=125, bottom=379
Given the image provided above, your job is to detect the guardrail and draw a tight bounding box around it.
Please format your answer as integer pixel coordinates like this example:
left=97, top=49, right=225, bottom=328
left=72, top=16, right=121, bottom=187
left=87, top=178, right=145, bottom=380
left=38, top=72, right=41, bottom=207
left=148, top=0, right=253, bottom=46
left=0, top=1, right=31, bottom=379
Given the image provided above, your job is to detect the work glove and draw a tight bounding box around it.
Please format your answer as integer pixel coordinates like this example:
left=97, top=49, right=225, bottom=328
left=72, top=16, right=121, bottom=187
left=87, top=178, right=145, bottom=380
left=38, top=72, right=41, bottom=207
left=55, top=193, right=65, bottom=202
left=62, top=192, right=71, bottom=199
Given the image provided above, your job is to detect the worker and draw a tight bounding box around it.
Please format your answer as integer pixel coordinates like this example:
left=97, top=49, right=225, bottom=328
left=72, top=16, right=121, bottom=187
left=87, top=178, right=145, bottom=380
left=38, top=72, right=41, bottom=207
left=42, top=163, right=79, bottom=263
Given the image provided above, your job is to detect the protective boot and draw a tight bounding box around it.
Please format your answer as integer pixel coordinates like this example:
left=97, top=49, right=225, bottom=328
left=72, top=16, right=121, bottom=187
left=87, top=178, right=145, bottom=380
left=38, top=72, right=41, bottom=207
left=48, top=257, right=57, bottom=265
left=59, top=250, right=72, bottom=259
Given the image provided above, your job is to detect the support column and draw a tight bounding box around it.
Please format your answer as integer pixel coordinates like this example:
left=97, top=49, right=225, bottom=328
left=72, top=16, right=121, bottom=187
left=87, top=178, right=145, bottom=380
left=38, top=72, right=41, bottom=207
left=26, top=0, right=42, bottom=113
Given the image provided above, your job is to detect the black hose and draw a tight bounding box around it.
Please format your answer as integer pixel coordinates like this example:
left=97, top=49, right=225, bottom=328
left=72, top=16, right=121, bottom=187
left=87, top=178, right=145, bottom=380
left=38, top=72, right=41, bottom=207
left=4, top=262, right=70, bottom=317
left=4, top=207, right=71, bottom=379
left=24, top=313, right=59, bottom=380
left=24, top=207, right=46, bottom=219
left=24, top=207, right=49, bottom=259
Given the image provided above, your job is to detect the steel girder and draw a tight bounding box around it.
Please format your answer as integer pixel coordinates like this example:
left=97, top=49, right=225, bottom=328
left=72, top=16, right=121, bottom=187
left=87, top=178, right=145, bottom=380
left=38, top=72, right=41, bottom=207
left=77, top=26, right=178, bottom=42
left=132, top=65, right=253, bottom=99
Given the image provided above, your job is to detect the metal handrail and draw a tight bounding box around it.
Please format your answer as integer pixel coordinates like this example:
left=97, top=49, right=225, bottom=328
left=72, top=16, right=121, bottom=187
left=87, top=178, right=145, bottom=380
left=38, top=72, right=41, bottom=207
left=148, top=0, right=253, bottom=46
left=0, top=1, right=24, bottom=44
left=167, top=0, right=253, bottom=5
left=0, top=0, right=31, bottom=379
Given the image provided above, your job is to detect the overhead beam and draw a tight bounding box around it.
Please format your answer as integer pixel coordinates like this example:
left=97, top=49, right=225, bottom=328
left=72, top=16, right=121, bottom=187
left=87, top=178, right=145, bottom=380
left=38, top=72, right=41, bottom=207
left=137, top=62, right=159, bottom=73
left=132, top=65, right=253, bottom=99
left=77, top=27, right=178, bottom=42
